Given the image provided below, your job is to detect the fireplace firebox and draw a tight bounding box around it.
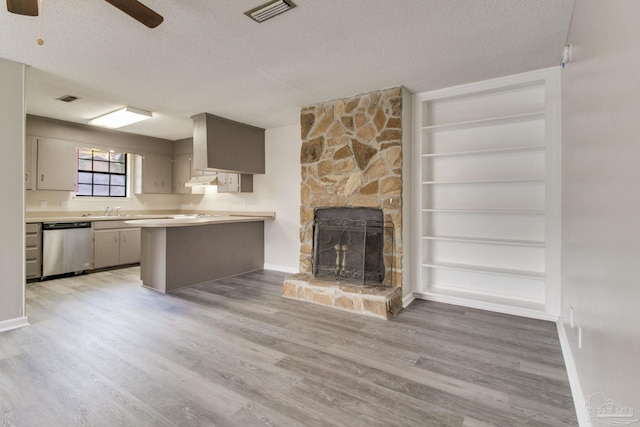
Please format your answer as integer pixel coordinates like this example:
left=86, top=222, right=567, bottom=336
left=312, top=207, right=388, bottom=285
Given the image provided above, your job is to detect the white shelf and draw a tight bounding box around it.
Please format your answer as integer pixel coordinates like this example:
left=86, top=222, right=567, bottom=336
left=421, top=178, right=544, bottom=185
left=421, top=209, right=545, bottom=215
left=422, top=111, right=545, bottom=132
left=422, top=261, right=544, bottom=280
left=414, top=72, right=561, bottom=319
left=413, top=288, right=548, bottom=319
left=422, top=235, right=544, bottom=247
left=422, top=144, right=545, bottom=158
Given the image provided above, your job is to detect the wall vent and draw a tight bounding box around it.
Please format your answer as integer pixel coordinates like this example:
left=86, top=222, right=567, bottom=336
left=244, top=0, right=296, bottom=23
left=56, top=95, right=79, bottom=103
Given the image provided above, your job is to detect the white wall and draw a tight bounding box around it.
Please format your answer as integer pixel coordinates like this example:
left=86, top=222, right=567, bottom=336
left=0, top=58, right=27, bottom=330
left=179, top=124, right=302, bottom=272
left=561, top=0, right=640, bottom=422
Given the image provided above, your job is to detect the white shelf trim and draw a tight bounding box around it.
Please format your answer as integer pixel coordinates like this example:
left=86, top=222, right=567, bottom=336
left=422, top=235, right=544, bottom=247
left=421, top=261, right=545, bottom=279
left=421, top=177, right=544, bottom=185
left=422, top=111, right=545, bottom=132
left=412, top=290, right=553, bottom=321
left=422, top=144, right=545, bottom=158
left=421, top=208, right=545, bottom=215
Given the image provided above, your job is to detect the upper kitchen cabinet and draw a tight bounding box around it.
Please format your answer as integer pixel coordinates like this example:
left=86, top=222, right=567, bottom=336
left=134, top=153, right=173, bottom=194
left=25, top=136, right=37, bottom=190
left=35, top=137, right=77, bottom=191
left=217, top=172, right=253, bottom=193
left=191, top=113, right=265, bottom=174
left=173, top=153, right=192, bottom=194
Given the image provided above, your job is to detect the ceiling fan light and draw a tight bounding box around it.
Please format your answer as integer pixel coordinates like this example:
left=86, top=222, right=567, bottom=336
left=89, top=106, right=152, bottom=128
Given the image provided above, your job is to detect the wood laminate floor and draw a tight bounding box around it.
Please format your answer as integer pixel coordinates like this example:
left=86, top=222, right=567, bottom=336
left=0, top=268, right=577, bottom=426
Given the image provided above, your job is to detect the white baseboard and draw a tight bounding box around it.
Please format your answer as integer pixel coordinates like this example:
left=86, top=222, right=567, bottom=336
left=263, top=264, right=298, bottom=274
left=0, top=316, right=29, bottom=333
left=557, top=321, right=589, bottom=427
left=402, top=292, right=415, bottom=308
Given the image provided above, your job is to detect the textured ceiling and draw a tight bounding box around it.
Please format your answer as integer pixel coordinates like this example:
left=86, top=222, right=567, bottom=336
left=0, top=0, right=574, bottom=140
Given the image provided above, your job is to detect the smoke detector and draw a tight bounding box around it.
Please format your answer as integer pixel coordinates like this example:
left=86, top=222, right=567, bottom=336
left=244, top=0, right=296, bottom=23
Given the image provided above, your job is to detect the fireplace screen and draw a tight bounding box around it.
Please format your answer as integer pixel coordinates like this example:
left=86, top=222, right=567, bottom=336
left=312, top=207, right=387, bottom=285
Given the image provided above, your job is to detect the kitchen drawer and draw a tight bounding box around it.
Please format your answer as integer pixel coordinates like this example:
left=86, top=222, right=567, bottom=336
left=26, top=247, right=39, bottom=260
left=94, top=220, right=131, bottom=230
left=26, top=233, right=40, bottom=247
left=26, top=223, right=40, bottom=233
left=26, top=259, right=41, bottom=279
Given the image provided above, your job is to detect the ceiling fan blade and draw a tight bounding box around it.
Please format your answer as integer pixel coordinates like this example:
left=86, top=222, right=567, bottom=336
left=105, top=0, right=163, bottom=28
left=6, top=0, right=38, bottom=16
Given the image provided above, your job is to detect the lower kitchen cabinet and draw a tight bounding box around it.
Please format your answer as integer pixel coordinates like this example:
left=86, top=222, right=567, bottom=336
left=93, top=221, right=141, bottom=269
left=25, top=223, right=42, bottom=280
left=119, top=229, right=141, bottom=264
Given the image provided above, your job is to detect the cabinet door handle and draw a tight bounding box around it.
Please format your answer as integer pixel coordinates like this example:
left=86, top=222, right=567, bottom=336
left=25, top=173, right=28, bottom=181
left=113, top=236, right=118, bottom=243
left=122, top=235, right=127, bottom=243
left=41, top=174, right=44, bottom=182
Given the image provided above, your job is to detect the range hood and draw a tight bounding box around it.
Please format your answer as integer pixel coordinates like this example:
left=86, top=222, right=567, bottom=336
left=185, top=174, right=218, bottom=187
left=191, top=113, right=265, bottom=174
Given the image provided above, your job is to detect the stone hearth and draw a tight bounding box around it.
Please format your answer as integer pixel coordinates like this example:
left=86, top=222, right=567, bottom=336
left=282, top=87, right=405, bottom=319
left=282, top=273, right=402, bottom=319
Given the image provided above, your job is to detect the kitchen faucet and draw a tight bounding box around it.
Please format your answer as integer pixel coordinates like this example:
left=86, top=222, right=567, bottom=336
left=113, top=207, right=121, bottom=216
left=104, top=206, right=110, bottom=216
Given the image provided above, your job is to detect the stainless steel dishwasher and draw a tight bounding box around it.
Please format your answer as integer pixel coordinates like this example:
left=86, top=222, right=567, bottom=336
left=42, top=221, right=93, bottom=278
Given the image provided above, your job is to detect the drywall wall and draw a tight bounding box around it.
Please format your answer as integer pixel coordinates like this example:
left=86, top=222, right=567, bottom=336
left=179, top=124, right=301, bottom=272
left=0, top=58, right=27, bottom=329
left=26, top=115, right=180, bottom=213
left=561, top=0, right=640, bottom=422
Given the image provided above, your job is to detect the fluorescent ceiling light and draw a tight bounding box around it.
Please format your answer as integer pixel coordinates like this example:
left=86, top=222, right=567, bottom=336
left=89, top=106, right=152, bottom=128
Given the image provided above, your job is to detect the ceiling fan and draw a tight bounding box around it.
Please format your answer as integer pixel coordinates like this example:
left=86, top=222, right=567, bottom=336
left=6, top=0, right=164, bottom=28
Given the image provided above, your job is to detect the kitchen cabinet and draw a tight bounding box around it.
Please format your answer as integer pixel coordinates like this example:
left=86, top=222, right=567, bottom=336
left=94, top=221, right=141, bottom=269
left=25, top=223, right=42, bottom=280
left=36, top=138, right=77, bottom=191
left=25, top=136, right=37, bottom=190
left=217, top=172, right=253, bottom=193
left=173, top=153, right=192, bottom=194
left=192, top=112, right=265, bottom=174
left=134, top=153, right=173, bottom=194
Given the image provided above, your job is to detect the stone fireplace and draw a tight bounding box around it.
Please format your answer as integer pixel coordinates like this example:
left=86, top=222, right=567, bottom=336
left=282, top=87, right=405, bottom=319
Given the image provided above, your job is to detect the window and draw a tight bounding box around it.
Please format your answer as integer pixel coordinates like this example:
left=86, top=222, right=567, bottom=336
left=76, top=148, right=127, bottom=197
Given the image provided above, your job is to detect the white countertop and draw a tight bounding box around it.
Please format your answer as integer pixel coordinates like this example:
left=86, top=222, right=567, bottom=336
left=26, top=211, right=275, bottom=224
left=124, top=214, right=274, bottom=228
left=26, top=214, right=169, bottom=224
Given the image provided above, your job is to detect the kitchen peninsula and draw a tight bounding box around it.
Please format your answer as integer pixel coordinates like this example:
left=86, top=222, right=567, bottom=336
left=126, top=212, right=274, bottom=293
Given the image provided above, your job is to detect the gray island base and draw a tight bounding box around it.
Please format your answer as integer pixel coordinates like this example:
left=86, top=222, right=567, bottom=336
left=126, top=214, right=273, bottom=293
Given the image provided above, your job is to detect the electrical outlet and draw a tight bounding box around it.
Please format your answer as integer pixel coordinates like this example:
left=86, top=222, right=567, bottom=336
left=570, top=306, right=574, bottom=328
left=578, top=326, right=583, bottom=349
left=40, top=200, right=47, bottom=209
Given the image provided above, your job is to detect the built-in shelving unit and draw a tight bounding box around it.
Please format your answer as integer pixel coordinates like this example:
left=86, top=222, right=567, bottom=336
left=412, top=68, right=561, bottom=320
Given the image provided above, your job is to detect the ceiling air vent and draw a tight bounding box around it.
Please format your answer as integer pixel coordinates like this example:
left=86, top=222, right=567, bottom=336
left=244, top=0, right=296, bottom=23
left=56, top=95, right=79, bottom=103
